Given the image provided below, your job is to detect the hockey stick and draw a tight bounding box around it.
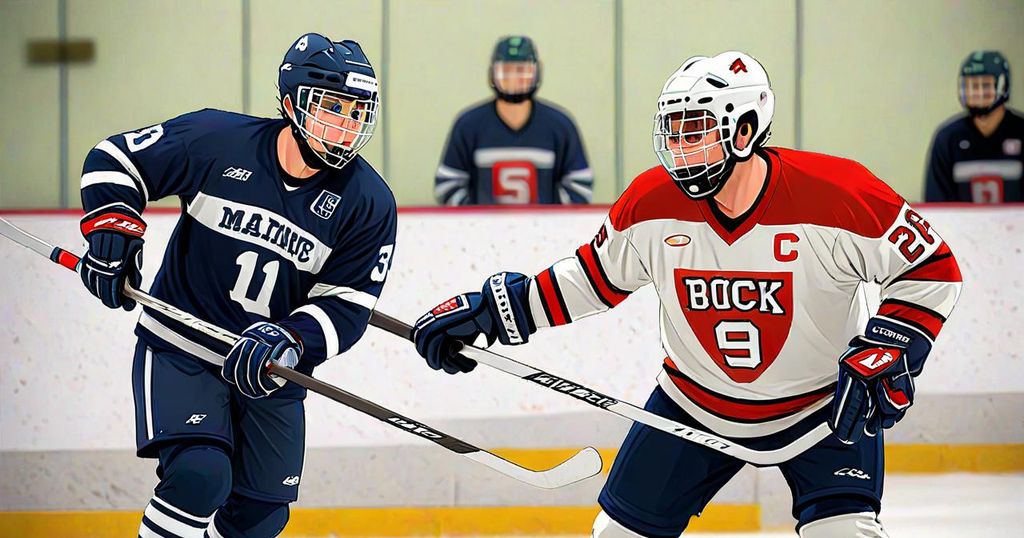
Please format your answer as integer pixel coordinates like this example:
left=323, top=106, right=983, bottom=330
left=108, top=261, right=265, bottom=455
left=369, top=310, right=832, bottom=466
left=0, top=217, right=602, bottom=489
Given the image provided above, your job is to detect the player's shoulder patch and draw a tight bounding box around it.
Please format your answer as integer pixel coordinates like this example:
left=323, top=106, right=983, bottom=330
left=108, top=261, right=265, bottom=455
left=763, top=147, right=903, bottom=237
left=609, top=166, right=702, bottom=231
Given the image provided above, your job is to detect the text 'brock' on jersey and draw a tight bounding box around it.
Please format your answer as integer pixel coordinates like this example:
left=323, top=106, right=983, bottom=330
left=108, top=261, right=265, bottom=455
left=675, top=269, right=794, bottom=383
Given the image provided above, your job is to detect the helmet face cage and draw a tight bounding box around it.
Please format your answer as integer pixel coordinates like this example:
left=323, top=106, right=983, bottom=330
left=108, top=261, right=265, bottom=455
left=959, top=73, right=1007, bottom=115
left=654, top=109, right=734, bottom=198
left=292, top=85, right=378, bottom=169
left=492, top=61, right=538, bottom=97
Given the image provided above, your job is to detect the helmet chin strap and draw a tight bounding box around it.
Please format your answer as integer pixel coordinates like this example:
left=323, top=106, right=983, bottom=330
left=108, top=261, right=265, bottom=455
left=494, top=89, right=535, bottom=104
left=288, top=122, right=327, bottom=171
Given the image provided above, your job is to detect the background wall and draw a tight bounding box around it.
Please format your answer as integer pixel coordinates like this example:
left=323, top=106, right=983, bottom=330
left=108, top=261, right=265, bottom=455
left=1, top=0, right=1022, bottom=208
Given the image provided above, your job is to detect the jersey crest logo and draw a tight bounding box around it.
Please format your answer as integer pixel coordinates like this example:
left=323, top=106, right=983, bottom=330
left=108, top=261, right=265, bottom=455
left=729, top=58, right=747, bottom=74
left=310, top=190, right=341, bottom=220
left=674, top=269, right=793, bottom=383
left=1004, top=138, right=1021, bottom=156
left=222, top=166, right=252, bottom=182
left=664, top=234, right=691, bottom=247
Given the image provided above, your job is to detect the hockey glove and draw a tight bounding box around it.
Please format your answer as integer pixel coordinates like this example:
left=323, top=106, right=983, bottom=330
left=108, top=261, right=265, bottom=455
left=830, top=317, right=931, bottom=444
left=413, top=272, right=534, bottom=374
left=79, top=204, right=146, bottom=310
left=223, top=322, right=303, bottom=399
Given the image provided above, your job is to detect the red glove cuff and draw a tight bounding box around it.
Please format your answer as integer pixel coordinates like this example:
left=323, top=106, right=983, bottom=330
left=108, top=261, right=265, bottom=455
left=81, top=211, right=146, bottom=238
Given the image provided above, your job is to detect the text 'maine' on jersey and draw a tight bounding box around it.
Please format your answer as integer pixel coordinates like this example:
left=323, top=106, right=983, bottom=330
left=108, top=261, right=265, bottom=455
left=80, top=109, right=397, bottom=374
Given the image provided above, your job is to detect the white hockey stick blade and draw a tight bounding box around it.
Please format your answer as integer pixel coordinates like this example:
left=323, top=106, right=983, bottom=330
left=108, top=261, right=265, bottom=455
left=464, top=446, right=603, bottom=489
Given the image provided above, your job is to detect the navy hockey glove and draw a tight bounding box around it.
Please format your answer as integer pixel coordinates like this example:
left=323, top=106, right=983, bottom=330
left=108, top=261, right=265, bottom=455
left=830, top=317, right=932, bottom=444
left=413, top=272, right=534, bottom=374
left=223, top=322, right=303, bottom=399
left=79, top=204, right=146, bottom=310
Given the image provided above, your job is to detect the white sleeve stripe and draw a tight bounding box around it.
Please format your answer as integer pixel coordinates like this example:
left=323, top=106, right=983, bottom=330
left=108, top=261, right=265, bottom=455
left=435, top=178, right=469, bottom=201
left=95, top=139, right=150, bottom=201
left=81, top=170, right=140, bottom=191
left=308, top=283, right=378, bottom=310
left=882, top=280, right=962, bottom=318
left=564, top=180, right=593, bottom=197
left=292, top=304, right=340, bottom=358
left=558, top=187, right=571, bottom=204
left=83, top=201, right=143, bottom=219
left=436, top=164, right=470, bottom=179
left=562, top=168, right=593, bottom=181
left=552, top=257, right=607, bottom=319
left=448, top=190, right=468, bottom=206
left=527, top=278, right=551, bottom=329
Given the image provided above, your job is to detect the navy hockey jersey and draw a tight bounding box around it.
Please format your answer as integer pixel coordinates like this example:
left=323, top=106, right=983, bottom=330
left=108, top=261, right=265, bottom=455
left=80, top=109, right=397, bottom=374
left=924, top=108, right=1023, bottom=202
left=434, top=99, right=593, bottom=205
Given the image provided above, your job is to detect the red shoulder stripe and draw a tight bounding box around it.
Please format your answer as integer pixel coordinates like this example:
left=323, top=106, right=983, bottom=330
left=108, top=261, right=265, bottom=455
left=894, top=252, right=963, bottom=283
left=576, top=242, right=629, bottom=307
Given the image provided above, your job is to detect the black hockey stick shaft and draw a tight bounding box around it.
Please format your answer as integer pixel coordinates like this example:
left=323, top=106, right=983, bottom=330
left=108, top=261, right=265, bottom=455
left=0, top=217, right=602, bottom=487
left=368, top=310, right=832, bottom=465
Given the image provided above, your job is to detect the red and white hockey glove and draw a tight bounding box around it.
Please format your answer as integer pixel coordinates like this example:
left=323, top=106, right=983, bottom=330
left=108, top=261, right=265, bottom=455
left=830, top=317, right=931, bottom=445
left=79, top=204, right=146, bottom=311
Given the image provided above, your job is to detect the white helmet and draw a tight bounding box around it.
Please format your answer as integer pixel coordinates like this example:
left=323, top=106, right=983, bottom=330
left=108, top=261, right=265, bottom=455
left=653, top=51, right=775, bottom=198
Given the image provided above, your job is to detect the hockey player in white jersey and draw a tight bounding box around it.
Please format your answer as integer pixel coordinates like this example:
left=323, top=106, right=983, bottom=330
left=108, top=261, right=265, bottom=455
left=411, top=52, right=962, bottom=537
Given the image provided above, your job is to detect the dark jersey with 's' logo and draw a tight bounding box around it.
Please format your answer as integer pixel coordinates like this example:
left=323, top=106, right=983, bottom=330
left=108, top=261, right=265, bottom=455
left=924, top=108, right=1024, bottom=202
left=80, top=109, right=397, bottom=373
left=434, top=99, right=593, bottom=205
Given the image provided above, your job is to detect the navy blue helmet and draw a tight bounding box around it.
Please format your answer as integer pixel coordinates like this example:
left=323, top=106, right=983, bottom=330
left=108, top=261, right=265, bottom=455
left=959, top=50, right=1010, bottom=117
left=489, top=36, right=541, bottom=103
left=278, top=33, right=379, bottom=169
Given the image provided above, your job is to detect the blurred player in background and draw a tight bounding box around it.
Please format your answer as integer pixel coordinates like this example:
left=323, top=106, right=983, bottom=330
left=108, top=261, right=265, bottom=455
left=434, top=35, right=594, bottom=205
left=925, top=51, right=1022, bottom=202
left=413, top=52, right=962, bottom=537
left=75, top=33, right=395, bottom=537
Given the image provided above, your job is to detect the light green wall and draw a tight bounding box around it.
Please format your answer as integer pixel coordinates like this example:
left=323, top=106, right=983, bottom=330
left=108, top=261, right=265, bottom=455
left=1, top=0, right=1021, bottom=208
left=0, top=0, right=59, bottom=208
left=802, top=0, right=1024, bottom=201
left=621, top=0, right=797, bottom=185
left=64, top=0, right=242, bottom=208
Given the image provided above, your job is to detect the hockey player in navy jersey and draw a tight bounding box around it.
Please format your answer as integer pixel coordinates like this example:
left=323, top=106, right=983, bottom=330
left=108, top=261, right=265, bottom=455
left=434, top=36, right=594, bottom=205
left=77, top=33, right=396, bottom=537
left=925, top=51, right=1023, bottom=202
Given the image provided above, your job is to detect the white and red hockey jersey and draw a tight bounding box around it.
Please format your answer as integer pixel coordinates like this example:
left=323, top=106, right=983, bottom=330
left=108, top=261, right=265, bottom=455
left=526, top=148, right=963, bottom=443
